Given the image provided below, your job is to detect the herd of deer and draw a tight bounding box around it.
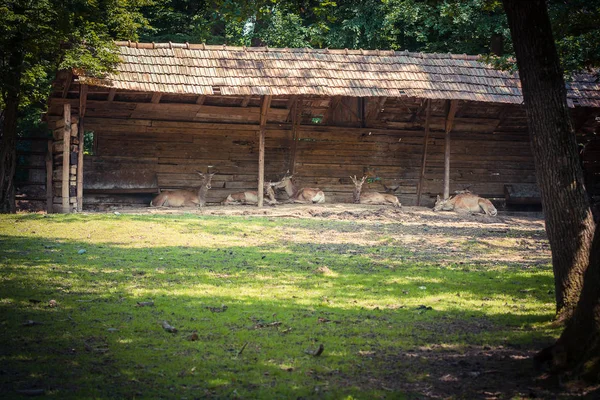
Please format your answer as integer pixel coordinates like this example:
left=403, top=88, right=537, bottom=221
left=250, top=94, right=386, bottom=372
left=150, top=172, right=498, bottom=216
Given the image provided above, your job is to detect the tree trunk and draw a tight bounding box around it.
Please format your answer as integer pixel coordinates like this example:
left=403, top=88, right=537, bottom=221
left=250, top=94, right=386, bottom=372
left=503, top=0, right=596, bottom=322
left=537, top=222, right=600, bottom=379
left=0, top=97, right=18, bottom=213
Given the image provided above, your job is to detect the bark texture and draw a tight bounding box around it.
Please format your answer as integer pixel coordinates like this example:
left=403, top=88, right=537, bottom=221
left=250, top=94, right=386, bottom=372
left=0, top=98, right=18, bottom=213
left=547, top=222, right=600, bottom=379
left=503, top=0, right=596, bottom=322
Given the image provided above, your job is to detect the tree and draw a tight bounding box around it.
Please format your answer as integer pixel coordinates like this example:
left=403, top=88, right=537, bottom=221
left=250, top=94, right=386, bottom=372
left=0, top=0, right=150, bottom=213
left=502, top=0, right=599, bottom=378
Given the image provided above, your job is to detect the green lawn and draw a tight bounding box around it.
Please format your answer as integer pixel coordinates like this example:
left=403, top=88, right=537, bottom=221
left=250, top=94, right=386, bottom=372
left=0, top=212, right=559, bottom=399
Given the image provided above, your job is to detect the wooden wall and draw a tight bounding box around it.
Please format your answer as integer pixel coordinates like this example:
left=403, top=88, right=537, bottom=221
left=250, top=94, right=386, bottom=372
left=43, top=89, right=545, bottom=208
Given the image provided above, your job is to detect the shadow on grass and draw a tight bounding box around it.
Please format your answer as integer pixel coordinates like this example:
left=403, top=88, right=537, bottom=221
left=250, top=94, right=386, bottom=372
left=0, top=234, right=571, bottom=399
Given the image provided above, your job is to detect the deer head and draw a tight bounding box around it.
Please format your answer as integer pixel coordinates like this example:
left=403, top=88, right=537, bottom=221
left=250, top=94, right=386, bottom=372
left=271, top=173, right=293, bottom=189
left=433, top=195, right=446, bottom=211
left=350, top=175, right=366, bottom=203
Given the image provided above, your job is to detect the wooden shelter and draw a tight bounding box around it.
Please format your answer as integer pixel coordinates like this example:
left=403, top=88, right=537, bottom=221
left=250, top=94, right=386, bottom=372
left=43, top=42, right=600, bottom=213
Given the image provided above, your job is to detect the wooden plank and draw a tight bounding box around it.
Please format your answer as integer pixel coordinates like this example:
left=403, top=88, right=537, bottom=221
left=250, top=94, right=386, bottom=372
left=46, top=140, right=53, bottom=213
left=240, top=96, right=251, bottom=107
left=416, top=99, right=432, bottom=206
left=107, top=88, right=116, bottom=102
left=62, top=104, right=71, bottom=213
left=196, top=95, right=206, bottom=105
left=258, top=95, right=272, bottom=207
left=444, top=100, right=459, bottom=199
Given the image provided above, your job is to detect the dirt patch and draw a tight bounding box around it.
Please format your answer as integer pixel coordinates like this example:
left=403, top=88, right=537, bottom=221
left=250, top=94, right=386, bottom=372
left=111, top=203, right=545, bottom=230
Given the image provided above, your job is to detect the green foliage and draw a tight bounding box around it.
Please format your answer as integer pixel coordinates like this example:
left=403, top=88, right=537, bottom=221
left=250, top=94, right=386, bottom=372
left=549, top=0, right=600, bottom=73
left=83, top=131, right=94, bottom=155
left=0, top=0, right=151, bottom=108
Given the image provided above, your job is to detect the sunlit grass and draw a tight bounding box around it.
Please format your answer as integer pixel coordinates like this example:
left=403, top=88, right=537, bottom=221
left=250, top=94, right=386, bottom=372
left=0, top=212, right=558, bottom=399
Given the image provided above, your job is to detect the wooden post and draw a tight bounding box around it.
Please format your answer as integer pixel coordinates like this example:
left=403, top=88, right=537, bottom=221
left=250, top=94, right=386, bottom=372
left=62, top=103, right=71, bottom=213
left=443, top=100, right=459, bottom=200
left=416, top=99, right=432, bottom=206
left=289, top=98, right=301, bottom=175
left=46, top=139, right=53, bottom=213
left=258, top=95, right=272, bottom=207
left=77, top=84, right=88, bottom=212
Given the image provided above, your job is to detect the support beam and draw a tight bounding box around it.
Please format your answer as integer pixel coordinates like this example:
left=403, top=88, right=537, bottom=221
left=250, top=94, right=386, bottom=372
left=286, top=96, right=298, bottom=122
left=366, top=97, right=387, bottom=121
left=107, top=88, right=116, bottom=102
left=46, top=139, right=53, bottom=213
left=196, top=95, right=206, bottom=105
left=443, top=100, right=459, bottom=200
left=257, top=95, right=272, bottom=207
left=77, top=85, right=88, bottom=212
left=289, top=98, right=302, bottom=175
left=416, top=99, right=432, bottom=206
left=240, top=96, right=251, bottom=107
left=322, top=96, right=342, bottom=124
left=151, top=92, right=162, bottom=104
left=62, top=104, right=71, bottom=213
left=286, top=96, right=298, bottom=109
left=62, top=71, right=73, bottom=98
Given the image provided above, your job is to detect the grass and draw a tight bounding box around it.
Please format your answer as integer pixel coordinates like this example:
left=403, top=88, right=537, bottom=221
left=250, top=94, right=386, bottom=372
left=0, top=212, right=560, bottom=399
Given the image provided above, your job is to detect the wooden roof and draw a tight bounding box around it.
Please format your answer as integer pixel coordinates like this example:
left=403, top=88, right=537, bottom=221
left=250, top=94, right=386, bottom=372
left=76, top=41, right=600, bottom=107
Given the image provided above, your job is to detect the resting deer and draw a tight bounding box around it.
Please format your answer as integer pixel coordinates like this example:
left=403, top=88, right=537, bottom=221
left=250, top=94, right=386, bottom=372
left=433, top=193, right=497, bottom=216
left=272, top=174, right=325, bottom=204
left=350, top=175, right=401, bottom=208
left=151, top=172, right=215, bottom=207
left=222, top=183, right=277, bottom=205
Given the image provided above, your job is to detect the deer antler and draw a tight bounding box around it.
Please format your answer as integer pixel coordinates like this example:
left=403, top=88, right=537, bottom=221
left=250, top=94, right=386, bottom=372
left=350, top=175, right=366, bottom=187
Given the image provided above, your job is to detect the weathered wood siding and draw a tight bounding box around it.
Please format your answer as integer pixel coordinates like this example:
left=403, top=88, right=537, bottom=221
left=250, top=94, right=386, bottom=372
left=44, top=93, right=542, bottom=208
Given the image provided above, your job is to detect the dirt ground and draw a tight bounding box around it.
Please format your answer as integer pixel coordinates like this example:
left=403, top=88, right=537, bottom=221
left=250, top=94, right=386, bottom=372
left=93, top=204, right=599, bottom=398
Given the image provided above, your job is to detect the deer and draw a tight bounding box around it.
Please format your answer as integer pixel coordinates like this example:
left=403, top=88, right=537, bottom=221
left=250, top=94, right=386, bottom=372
left=151, top=171, right=215, bottom=207
left=350, top=175, right=401, bottom=207
left=222, top=182, right=277, bottom=206
left=272, top=173, right=325, bottom=204
left=433, top=192, right=497, bottom=216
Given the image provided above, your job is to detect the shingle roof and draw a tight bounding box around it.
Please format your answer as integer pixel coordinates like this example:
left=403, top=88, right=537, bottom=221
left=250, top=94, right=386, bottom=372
left=77, top=41, right=600, bottom=107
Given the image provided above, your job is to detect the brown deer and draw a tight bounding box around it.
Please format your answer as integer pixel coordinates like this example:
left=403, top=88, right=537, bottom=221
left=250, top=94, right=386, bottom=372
left=433, top=193, right=497, bottom=216
left=350, top=175, right=401, bottom=207
left=272, top=174, right=325, bottom=204
left=151, top=172, right=215, bottom=207
left=222, top=183, right=277, bottom=205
